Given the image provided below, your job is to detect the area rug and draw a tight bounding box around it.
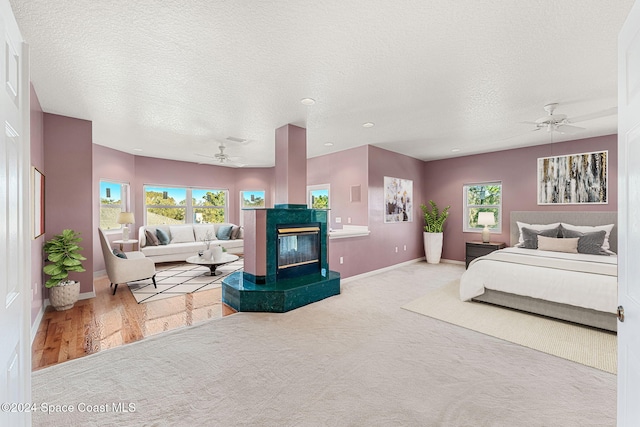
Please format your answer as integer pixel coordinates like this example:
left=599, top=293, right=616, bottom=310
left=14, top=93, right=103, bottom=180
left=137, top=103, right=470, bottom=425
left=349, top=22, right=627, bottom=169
left=127, top=259, right=244, bottom=303
left=402, top=280, right=617, bottom=374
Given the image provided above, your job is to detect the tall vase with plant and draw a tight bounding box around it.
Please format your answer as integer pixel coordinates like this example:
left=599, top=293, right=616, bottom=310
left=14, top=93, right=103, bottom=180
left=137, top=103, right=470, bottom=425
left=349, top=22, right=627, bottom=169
left=43, top=229, right=87, bottom=310
left=421, top=200, right=450, bottom=264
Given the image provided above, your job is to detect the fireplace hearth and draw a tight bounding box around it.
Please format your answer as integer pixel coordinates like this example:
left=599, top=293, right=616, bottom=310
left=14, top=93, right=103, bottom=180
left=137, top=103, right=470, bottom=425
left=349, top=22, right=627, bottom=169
left=221, top=204, right=340, bottom=313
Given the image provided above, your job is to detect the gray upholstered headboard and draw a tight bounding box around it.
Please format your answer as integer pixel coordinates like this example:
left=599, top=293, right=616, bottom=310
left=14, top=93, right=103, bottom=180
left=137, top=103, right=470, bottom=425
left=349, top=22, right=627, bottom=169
left=509, top=211, right=618, bottom=253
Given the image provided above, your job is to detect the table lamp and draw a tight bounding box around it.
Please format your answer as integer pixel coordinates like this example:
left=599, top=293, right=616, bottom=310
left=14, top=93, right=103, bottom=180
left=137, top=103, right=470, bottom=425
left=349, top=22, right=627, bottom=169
left=117, top=212, right=135, bottom=241
left=477, top=212, right=495, bottom=243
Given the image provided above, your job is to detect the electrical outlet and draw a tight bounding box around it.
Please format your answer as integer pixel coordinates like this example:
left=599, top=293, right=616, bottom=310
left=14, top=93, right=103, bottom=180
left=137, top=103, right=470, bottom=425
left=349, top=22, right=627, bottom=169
left=395, top=246, right=398, bottom=253
left=340, top=256, right=344, bottom=264
left=335, top=217, right=341, bottom=223
left=348, top=217, right=351, bottom=223
left=404, top=245, right=407, bottom=251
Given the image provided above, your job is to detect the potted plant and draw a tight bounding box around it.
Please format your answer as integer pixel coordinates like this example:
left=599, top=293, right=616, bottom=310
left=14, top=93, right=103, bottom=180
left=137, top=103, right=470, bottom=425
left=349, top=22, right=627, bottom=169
left=421, top=200, right=450, bottom=264
left=43, top=229, right=87, bottom=311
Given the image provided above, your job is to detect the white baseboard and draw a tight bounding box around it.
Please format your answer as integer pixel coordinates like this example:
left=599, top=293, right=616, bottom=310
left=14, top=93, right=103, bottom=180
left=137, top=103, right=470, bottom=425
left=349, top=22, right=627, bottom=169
left=31, top=306, right=45, bottom=344
left=440, top=258, right=465, bottom=265
left=341, top=257, right=425, bottom=284
left=43, top=290, right=96, bottom=310
left=94, top=269, right=106, bottom=278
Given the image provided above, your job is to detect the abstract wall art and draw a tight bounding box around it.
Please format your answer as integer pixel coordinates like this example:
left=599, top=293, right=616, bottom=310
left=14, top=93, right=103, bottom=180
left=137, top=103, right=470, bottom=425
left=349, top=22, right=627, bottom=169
left=384, top=176, right=413, bottom=222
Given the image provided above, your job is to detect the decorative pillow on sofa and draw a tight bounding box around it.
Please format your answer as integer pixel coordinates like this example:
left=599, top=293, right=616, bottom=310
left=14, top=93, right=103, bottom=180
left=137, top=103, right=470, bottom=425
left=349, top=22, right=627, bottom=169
left=169, top=225, right=196, bottom=243
left=216, top=225, right=233, bottom=240
left=156, top=228, right=170, bottom=245
left=537, top=235, right=578, bottom=253
left=516, top=221, right=561, bottom=246
left=230, top=225, right=241, bottom=240
left=145, top=229, right=159, bottom=246
left=194, top=225, right=217, bottom=242
left=560, top=223, right=614, bottom=252
left=521, top=226, right=561, bottom=249
left=559, top=227, right=609, bottom=255
left=238, top=226, right=244, bottom=239
left=112, top=248, right=127, bottom=259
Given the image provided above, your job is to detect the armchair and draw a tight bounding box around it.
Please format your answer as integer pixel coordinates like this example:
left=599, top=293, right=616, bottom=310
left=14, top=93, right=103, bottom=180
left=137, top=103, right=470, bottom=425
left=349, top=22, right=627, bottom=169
left=98, top=228, right=157, bottom=295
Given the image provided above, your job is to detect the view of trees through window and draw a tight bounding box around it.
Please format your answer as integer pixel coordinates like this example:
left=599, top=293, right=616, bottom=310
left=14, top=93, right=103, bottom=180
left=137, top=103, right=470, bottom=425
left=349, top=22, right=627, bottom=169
left=240, top=191, right=266, bottom=208
left=100, top=181, right=128, bottom=230
left=464, top=182, right=502, bottom=231
left=309, top=189, right=329, bottom=209
left=145, top=186, right=227, bottom=225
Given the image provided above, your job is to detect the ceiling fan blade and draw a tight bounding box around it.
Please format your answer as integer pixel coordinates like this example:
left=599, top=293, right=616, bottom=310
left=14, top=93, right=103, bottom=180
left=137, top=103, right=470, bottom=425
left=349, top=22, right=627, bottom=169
left=195, top=153, right=216, bottom=159
left=569, top=107, right=618, bottom=123
left=554, top=124, right=585, bottom=135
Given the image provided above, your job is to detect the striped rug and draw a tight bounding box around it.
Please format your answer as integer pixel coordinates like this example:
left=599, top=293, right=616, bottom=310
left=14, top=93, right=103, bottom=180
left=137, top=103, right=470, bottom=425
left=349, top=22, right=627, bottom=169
left=402, top=280, right=617, bottom=374
left=126, top=259, right=244, bottom=303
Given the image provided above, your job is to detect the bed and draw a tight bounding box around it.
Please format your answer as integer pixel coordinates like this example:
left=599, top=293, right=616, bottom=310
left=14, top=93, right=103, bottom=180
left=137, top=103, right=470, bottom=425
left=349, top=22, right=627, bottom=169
left=459, top=211, right=618, bottom=332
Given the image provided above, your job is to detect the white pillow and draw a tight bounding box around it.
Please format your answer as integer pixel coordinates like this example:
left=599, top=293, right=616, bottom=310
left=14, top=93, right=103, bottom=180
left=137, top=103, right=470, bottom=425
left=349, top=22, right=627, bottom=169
left=193, top=224, right=217, bottom=242
left=516, top=221, right=560, bottom=245
left=537, top=235, right=578, bottom=253
left=169, top=225, right=195, bottom=243
left=560, top=223, right=614, bottom=251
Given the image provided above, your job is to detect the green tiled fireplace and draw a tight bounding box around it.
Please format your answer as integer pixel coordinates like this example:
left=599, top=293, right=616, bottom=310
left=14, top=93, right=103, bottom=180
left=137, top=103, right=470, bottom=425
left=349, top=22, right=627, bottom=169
left=222, top=204, right=340, bottom=313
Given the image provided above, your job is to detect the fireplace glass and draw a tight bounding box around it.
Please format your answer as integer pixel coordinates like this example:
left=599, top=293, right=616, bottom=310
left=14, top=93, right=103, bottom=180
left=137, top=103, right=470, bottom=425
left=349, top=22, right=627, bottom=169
left=277, top=224, right=321, bottom=278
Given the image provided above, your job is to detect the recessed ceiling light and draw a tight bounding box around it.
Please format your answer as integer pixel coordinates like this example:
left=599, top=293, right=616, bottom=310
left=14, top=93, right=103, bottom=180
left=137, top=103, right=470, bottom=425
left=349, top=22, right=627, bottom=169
left=133, top=148, right=143, bottom=152
left=300, top=98, right=316, bottom=106
left=226, top=136, right=246, bottom=143
left=451, top=148, right=461, bottom=152
left=324, top=142, right=334, bottom=147
left=362, top=122, right=375, bottom=128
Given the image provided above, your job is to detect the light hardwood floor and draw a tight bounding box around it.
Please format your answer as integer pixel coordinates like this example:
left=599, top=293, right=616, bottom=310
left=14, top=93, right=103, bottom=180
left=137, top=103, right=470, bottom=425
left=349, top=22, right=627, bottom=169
left=32, top=271, right=236, bottom=371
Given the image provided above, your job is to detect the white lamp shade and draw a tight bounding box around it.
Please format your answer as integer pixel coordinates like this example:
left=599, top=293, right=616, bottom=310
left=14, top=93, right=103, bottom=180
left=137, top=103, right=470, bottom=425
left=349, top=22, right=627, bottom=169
left=117, top=212, right=135, bottom=225
left=477, top=212, right=495, bottom=226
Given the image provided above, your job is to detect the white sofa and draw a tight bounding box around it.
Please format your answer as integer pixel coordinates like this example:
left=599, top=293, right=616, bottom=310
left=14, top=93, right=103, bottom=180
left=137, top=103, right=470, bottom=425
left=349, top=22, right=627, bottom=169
left=138, top=223, right=243, bottom=263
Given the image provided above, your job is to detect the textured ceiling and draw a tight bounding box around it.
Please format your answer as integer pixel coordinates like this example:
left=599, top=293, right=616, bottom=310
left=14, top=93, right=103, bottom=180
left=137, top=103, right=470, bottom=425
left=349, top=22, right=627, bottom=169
left=10, top=0, right=634, bottom=167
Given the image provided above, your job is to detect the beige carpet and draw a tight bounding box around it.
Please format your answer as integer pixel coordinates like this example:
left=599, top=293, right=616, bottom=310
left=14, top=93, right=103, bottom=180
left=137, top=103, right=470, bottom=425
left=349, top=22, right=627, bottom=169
left=402, top=280, right=617, bottom=374
left=32, top=262, right=616, bottom=426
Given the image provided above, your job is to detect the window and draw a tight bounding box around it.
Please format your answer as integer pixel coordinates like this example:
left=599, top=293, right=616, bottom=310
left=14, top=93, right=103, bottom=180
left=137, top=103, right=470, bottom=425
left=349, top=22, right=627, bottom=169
left=308, top=184, right=330, bottom=209
left=144, top=186, right=228, bottom=225
left=239, top=190, right=266, bottom=226
left=463, top=182, right=502, bottom=232
left=100, top=180, right=130, bottom=230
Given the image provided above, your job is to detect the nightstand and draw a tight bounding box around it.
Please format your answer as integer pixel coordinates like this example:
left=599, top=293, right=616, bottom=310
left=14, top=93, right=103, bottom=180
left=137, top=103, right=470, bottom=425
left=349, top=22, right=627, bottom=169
left=465, top=241, right=506, bottom=269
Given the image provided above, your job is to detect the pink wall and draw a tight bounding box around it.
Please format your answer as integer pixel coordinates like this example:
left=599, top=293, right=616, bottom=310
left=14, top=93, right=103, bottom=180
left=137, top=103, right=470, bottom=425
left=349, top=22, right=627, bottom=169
left=307, top=145, right=425, bottom=278
left=43, top=113, right=94, bottom=294
left=275, top=124, right=307, bottom=205
left=423, top=134, right=618, bottom=262
left=30, top=84, right=45, bottom=324
left=92, top=144, right=136, bottom=272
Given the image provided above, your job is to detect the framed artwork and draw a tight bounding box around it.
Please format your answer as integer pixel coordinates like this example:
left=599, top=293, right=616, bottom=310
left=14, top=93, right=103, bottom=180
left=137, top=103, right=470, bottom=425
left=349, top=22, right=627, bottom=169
left=33, top=167, right=45, bottom=238
left=537, top=150, right=608, bottom=205
left=384, top=177, right=413, bottom=223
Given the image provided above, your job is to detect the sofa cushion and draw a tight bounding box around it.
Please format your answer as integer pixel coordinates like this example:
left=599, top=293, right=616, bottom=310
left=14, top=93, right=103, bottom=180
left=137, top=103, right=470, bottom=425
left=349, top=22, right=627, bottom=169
left=194, top=224, right=217, bottom=242
left=156, top=228, right=170, bottom=245
left=145, top=229, right=159, bottom=246
left=169, top=225, right=195, bottom=243
left=230, top=225, right=241, bottom=240
left=216, top=224, right=233, bottom=240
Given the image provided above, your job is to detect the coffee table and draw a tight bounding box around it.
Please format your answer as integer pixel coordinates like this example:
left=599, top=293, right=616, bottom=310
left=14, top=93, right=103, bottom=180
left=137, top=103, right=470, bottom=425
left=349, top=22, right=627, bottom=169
left=185, top=253, right=240, bottom=276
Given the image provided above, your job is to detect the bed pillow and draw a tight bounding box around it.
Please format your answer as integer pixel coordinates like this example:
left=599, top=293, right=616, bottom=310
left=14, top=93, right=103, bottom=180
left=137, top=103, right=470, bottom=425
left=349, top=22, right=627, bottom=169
left=145, top=229, right=159, bottom=246
left=560, top=227, right=610, bottom=256
left=537, top=235, right=578, bottom=253
left=516, top=221, right=561, bottom=246
left=521, top=226, right=561, bottom=249
left=560, top=223, right=614, bottom=252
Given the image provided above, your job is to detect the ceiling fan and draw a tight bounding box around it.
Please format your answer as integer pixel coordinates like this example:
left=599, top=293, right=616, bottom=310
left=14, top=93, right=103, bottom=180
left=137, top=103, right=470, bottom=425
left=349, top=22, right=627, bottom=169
left=195, top=142, right=245, bottom=167
left=523, top=103, right=617, bottom=135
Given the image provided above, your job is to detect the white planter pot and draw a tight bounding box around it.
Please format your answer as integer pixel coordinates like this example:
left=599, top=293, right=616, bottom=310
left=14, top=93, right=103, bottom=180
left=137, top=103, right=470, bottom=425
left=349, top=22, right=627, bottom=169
left=423, top=232, right=443, bottom=264
left=49, top=280, right=80, bottom=311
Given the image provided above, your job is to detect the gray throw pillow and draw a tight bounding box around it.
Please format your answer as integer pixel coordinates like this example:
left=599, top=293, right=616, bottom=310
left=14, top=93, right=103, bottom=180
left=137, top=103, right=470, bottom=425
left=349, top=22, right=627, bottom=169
left=112, top=248, right=127, bottom=259
left=521, top=226, right=560, bottom=249
left=145, top=229, right=159, bottom=246
left=560, top=227, right=609, bottom=256
left=156, top=228, right=170, bottom=245
left=230, top=225, right=240, bottom=240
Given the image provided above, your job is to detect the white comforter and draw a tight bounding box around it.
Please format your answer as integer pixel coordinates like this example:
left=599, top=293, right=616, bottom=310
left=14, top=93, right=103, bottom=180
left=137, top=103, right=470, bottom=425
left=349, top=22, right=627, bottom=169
left=459, top=247, right=618, bottom=314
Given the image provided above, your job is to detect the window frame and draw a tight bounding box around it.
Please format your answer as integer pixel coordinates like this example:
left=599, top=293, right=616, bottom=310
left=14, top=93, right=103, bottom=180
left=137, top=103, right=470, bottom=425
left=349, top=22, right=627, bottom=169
left=99, top=180, right=130, bottom=232
left=143, top=185, right=229, bottom=225
left=307, top=184, right=330, bottom=210
left=462, top=181, right=503, bottom=233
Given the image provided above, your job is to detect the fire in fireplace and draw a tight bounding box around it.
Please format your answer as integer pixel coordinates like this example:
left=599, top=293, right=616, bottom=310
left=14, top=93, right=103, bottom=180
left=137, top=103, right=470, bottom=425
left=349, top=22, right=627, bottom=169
left=277, top=223, right=321, bottom=279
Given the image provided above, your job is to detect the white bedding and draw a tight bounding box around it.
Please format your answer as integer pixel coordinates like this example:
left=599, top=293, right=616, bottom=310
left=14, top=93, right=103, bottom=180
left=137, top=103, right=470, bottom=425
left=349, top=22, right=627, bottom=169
left=459, top=247, right=618, bottom=314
